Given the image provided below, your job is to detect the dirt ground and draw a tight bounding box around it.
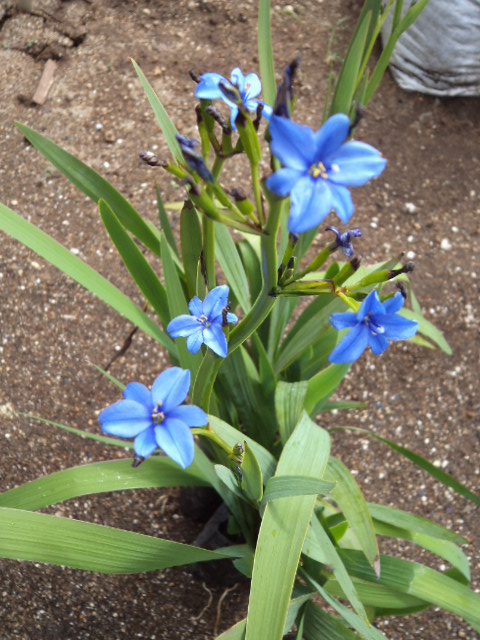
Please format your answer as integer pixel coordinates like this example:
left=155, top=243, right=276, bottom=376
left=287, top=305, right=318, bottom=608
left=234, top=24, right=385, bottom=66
left=0, top=0, right=479, bottom=638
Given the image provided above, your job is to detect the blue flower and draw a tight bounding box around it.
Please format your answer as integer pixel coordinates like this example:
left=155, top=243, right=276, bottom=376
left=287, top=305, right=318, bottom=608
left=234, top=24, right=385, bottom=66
left=265, top=114, right=387, bottom=234
left=329, top=290, right=418, bottom=364
left=98, top=368, right=208, bottom=469
left=167, top=285, right=238, bottom=358
left=195, top=68, right=272, bottom=130
left=326, top=225, right=362, bottom=258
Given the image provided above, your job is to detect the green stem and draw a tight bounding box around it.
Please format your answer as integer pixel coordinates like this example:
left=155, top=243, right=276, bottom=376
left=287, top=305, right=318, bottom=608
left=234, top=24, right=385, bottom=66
left=192, top=426, right=232, bottom=455
left=202, top=218, right=216, bottom=290
left=251, top=164, right=264, bottom=226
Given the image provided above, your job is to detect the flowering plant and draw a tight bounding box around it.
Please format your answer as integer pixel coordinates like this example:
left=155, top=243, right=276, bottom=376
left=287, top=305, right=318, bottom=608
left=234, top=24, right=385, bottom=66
left=1, top=1, right=479, bottom=638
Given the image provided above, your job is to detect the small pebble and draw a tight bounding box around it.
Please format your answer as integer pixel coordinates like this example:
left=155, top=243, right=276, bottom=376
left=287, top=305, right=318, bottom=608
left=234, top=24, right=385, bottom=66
left=404, top=202, right=417, bottom=214
left=406, top=250, right=416, bottom=260
left=440, top=238, right=452, bottom=251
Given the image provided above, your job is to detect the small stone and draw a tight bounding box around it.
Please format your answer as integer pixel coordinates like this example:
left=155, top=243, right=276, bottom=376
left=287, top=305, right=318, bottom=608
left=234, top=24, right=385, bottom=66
left=404, top=202, right=417, bottom=214
left=440, top=238, right=452, bottom=251
left=103, top=130, right=115, bottom=143
left=406, top=250, right=416, bottom=260
left=95, top=122, right=103, bottom=131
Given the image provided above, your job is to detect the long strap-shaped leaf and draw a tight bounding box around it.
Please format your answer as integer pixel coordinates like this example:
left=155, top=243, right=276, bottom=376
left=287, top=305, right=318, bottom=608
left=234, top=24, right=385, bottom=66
left=245, top=413, right=330, bottom=640
left=131, top=59, right=183, bottom=164
left=0, top=203, right=171, bottom=350
left=341, top=549, right=480, bottom=633
left=257, top=0, right=276, bottom=108
left=0, top=458, right=208, bottom=511
left=15, top=122, right=161, bottom=256
left=0, top=507, right=247, bottom=574
left=99, top=199, right=170, bottom=327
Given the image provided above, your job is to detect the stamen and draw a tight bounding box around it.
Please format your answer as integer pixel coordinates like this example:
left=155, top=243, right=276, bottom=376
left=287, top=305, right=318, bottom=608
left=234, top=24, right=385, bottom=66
left=152, top=404, right=165, bottom=425
left=310, top=161, right=328, bottom=180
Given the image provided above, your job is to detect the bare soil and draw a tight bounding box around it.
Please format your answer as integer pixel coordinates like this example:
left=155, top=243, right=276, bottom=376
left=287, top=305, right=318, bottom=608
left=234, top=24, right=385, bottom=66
left=0, top=1, right=479, bottom=638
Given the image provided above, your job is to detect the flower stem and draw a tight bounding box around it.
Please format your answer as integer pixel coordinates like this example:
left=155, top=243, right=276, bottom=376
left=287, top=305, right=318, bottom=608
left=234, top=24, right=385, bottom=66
left=191, top=426, right=232, bottom=455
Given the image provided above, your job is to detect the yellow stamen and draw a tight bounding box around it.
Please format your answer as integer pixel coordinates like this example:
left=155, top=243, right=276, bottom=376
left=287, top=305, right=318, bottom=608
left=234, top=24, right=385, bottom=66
left=310, top=161, right=328, bottom=180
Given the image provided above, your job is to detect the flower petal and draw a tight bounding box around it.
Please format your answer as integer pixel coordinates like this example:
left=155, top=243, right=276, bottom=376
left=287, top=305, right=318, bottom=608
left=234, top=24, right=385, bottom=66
left=357, top=290, right=384, bottom=322
left=167, top=315, right=201, bottom=338
left=99, top=399, right=151, bottom=438
left=265, top=168, right=304, bottom=198
left=195, top=73, right=226, bottom=100
left=155, top=418, right=195, bottom=469
left=188, top=296, right=203, bottom=317
left=226, top=312, right=238, bottom=325
left=269, top=116, right=315, bottom=171
left=383, top=292, right=405, bottom=314
left=328, top=142, right=387, bottom=187
left=260, top=103, right=273, bottom=120
left=151, top=368, right=190, bottom=412
left=229, top=106, right=240, bottom=131
left=122, top=382, right=152, bottom=409
left=230, top=67, right=245, bottom=90
left=330, top=311, right=358, bottom=331
left=368, top=332, right=389, bottom=355
left=133, top=427, right=158, bottom=459
left=288, top=176, right=333, bottom=234
left=378, top=315, right=418, bottom=341
left=167, top=405, right=208, bottom=427
left=244, top=73, right=262, bottom=99
left=186, top=329, right=205, bottom=354
left=314, top=114, right=350, bottom=160
left=329, top=323, right=369, bottom=364
left=329, top=184, right=354, bottom=224
left=203, top=285, right=229, bottom=318
left=203, top=323, right=228, bottom=358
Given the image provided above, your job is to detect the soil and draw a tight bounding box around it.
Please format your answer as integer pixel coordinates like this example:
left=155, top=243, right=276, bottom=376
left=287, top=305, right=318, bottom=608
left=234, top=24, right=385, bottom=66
left=0, top=0, right=479, bottom=638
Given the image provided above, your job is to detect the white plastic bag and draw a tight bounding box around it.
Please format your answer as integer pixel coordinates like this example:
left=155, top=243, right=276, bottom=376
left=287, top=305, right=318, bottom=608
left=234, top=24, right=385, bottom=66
left=382, top=0, right=480, bottom=96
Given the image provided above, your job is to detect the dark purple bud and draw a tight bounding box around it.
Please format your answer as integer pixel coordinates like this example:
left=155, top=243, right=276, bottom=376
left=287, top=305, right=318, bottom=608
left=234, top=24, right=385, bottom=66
left=349, top=105, right=364, bottom=135
left=218, top=79, right=242, bottom=105
left=132, top=455, right=144, bottom=468
left=205, top=105, right=231, bottom=134
left=189, top=70, right=202, bottom=84
left=326, top=225, right=362, bottom=258
left=176, top=134, right=214, bottom=183
left=274, top=56, right=300, bottom=118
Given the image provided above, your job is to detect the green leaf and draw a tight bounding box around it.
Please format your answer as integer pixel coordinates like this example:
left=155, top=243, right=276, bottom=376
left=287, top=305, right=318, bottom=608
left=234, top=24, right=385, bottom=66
left=214, top=465, right=248, bottom=503
left=341, top=550, right=480, bottom=632
left=304, top=364, right=350, bottom=416
left=274, top=298, right=343, bottom=374
left=131, top=59, right=182, bottom=164
left=302, top=570, right=387, bottom=640
left=329, top=11, right=371, bottom=116
left=99, top=199, right=170, bottom=327
left=237, top=239, right=262, bottom=305
left=260, top=476, right=335, bottom=517
left=20, top=412, right=131, bottom=448
left=215, top=223, right=251, bottom=313
left=160, top=233, right=200, bottom=374
left=91, top=363, right=125, bottom=390
left=275, top=380, right=308, bottom=444
left=326, top=457, right=379, bottom=572
left=245, top=413, right=330, bottom=640
left=351, top=429, right=480, bottom=507
left=180, top=202, right=203, bottom=298
left=0, top=507, right=247, bottom=574
left=257, top=0, right=276, bottom=108
left=156, top=183, right=179, bottom=257
left=303, top=602, right=361, bottom=640
left=324, top=576, right=427, bottom=612
left=208, top=415, right=276, bottom=483
left=372, top=518, right=470, bottom=582
left=240, top=441, right=264, bottom=504
left=303, top=516, right=370, bottom=623
left=15, top=122, right=161, bottom=256
left=368, top=503, right=467, bottom=545
left=0, top=203, right=171, bottom=350
left=401, top=307, right=452, bottom=355
left=0, top=458, right=208, bottom=511
left=267, top=297, right=297, bottom=361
